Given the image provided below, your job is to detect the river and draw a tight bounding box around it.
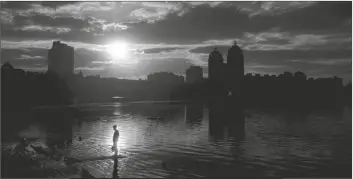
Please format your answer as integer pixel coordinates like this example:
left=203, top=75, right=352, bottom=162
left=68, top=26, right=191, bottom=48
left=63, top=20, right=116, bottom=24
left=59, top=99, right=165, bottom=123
left=1, top=102, right=352, bottom=178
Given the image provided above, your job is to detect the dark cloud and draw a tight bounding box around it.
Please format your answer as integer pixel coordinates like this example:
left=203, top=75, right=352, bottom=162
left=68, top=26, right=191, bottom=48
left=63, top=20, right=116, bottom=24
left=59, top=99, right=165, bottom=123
left=1, top=48, right=47, bottom=62
left=74, top=48, right=111, bottom=68
left=190, top=46, right=352, bottom=58
left=251, top=2, right=352, bottom=34
left=0, top=2, right=351, bottom=81
left=136, top=58, right=192, bottom=75
left=13, top=14, right=91, bottom=29
left=8, top=58, right=47, bottom=69
left=1, top=28, right=103, bottom=44
left=1, top=1, right=78, bottom=10
left=2, top=1, right=351, bottom=45
left=244, top=49, right=352, bottom=64
left=1, top=47, right=112, bottom=71
left=0, top=2, right=34, bottom=10
left=1, top=28, right=68, bottom=41
left=39, top=2, right=79, bottom=9
left=1, top=13, right=108, bottom=44
left=189, top=46, right=230, bottom=55
left=143, top=47, right=183, bottom=54
left=1, top=49, right=26, bottom=62
left=122, top=4, right=250, bottom=44
left=122, top=2, right=351, bottom=44
left=1, top=48, right=47, bottom=68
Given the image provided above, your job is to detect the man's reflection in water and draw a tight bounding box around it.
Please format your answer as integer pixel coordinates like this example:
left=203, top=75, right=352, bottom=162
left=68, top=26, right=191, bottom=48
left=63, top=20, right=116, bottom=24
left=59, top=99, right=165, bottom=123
left=208, top=100, right=245, bottom=143
left=112, top=157, right=119, bottom=179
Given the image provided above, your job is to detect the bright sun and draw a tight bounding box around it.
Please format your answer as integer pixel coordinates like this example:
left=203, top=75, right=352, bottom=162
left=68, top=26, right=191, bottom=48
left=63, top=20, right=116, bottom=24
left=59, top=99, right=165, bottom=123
left=106, top=41, right=129, bottom=59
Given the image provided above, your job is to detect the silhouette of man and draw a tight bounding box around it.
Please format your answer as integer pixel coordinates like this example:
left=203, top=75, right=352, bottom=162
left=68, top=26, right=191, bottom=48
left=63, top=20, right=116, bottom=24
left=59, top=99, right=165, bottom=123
left=111, top=125, right=119, bottom=156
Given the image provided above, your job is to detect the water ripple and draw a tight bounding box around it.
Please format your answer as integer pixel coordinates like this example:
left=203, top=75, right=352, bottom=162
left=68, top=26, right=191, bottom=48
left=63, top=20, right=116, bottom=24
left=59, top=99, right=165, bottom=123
left=2, top=103, right=351, bottom=178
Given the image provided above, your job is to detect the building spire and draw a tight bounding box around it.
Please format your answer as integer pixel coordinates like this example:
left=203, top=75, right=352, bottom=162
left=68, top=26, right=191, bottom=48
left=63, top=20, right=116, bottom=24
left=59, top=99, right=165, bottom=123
left=233, top=40, right=237, bottom=46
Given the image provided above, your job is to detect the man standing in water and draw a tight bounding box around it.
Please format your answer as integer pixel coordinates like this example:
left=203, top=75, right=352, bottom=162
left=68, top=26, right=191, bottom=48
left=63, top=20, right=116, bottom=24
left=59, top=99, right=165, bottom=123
left=111, top=125, right=119, bottom=156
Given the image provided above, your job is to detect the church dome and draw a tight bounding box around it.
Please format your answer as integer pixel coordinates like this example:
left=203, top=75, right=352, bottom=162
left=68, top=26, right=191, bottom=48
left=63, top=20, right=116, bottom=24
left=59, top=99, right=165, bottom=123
left=1, top=62, right=14, bottom=69
left=209, top=48, right=223, bottom=58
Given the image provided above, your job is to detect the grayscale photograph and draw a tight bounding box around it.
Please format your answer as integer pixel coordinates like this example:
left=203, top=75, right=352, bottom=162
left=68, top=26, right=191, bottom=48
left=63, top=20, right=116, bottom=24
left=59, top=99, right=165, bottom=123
left=1, top=1, right=352, bottom=178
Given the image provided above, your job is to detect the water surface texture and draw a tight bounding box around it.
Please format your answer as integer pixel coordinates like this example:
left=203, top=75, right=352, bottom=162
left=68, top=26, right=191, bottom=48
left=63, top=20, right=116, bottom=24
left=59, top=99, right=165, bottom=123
left=2, top=102, right=352, bottom=178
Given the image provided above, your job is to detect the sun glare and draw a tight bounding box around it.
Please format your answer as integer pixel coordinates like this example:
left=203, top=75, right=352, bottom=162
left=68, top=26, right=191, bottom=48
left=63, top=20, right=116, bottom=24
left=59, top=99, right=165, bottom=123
left=107, top=41, right=129, bottom=59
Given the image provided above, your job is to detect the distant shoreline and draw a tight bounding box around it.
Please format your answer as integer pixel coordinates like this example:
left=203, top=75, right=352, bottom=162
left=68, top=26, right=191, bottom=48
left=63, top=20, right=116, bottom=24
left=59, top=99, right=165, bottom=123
left=3, top=98, right=350, bottom=115
left=21, top=100, right=192, bottom=112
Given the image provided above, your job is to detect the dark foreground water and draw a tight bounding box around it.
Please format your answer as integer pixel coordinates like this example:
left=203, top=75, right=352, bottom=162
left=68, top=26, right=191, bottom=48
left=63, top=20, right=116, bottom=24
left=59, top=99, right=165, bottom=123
left=2, top=102, right=352, bottom=178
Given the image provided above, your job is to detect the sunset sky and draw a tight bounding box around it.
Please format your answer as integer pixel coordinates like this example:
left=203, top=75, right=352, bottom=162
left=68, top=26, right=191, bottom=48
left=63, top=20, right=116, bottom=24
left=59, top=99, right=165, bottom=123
left=1, top=1, right=351, bottom=82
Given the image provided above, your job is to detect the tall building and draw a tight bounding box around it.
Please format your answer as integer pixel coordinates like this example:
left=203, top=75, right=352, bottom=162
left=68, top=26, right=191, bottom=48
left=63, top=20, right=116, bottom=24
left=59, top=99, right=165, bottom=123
left=48, top=41, right=74, bottom=78
left=207, top=42, right=245, bottom=99
left=227, top=41, right=244, bottom=98
left=186, top=66, right=203, bottom=84
left=208, top=48, right=224, bottom=82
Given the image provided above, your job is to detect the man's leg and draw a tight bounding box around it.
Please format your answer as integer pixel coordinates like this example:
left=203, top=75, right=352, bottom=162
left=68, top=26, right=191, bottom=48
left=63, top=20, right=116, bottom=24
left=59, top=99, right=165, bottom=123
left=112, top=142, right=117, bottom=155
left=113, top=142, right=118, bottom=156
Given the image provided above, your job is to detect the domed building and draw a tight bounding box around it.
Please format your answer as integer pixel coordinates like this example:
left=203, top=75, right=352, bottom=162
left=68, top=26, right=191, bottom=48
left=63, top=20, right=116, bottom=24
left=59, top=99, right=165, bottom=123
left=207, top=41, right=245, bottom=100
left=186, top=66, right=203, bottom=84
left=227, top=41, right=244, bottom=99
left=208, top=48, right=225, bottom=82
left=227, top=41, right=244, bottom=71
left=1, top=61, right=14, bottom=70
left=294, top=71, right=307, bottom=81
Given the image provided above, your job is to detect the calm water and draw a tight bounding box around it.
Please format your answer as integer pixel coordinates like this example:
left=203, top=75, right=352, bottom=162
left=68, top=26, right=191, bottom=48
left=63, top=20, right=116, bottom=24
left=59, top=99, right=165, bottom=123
left=2, top=102, right=352, bottom=178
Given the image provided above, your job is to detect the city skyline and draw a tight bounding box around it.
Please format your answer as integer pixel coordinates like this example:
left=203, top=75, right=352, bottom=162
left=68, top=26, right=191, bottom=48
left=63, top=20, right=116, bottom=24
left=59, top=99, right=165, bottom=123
left=1, top=1, right=351, bottom=82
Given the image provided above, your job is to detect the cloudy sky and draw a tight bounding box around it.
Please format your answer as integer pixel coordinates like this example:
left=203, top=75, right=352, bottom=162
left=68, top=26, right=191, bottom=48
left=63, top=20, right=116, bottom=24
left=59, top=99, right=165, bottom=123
left=1, top=1, right=351, bottom=82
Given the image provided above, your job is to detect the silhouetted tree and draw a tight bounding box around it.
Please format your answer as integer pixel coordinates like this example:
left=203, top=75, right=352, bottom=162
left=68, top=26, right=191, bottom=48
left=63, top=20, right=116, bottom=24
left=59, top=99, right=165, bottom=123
left=2, top=63, right=74, bottom=112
